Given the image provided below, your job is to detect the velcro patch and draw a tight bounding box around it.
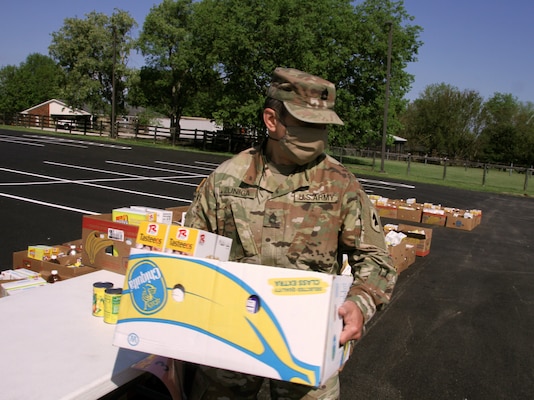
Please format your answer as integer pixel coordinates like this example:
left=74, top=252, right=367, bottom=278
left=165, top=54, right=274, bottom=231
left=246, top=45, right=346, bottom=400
left=294, top=192, right=338, bottom=203
left=220, top=186, right=257, bottom=199
left=370, top=208, right=381, bottom=232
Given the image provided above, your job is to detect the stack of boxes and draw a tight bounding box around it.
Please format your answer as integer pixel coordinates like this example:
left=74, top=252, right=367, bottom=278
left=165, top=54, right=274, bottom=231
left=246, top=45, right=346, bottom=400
left=3, top=206, right=192, bottom=296
left=383, top=223, right=434, bottom=274
left=0, top=268, right=47, bottom=296
left=370, top=195, right=482, bottom=231
left=1, top=196, right=480, bottom=383
left=80, top=206, right=194, bottom=274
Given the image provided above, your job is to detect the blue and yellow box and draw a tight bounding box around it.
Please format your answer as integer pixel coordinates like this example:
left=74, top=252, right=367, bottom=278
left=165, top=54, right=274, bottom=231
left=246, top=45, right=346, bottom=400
left=113, top=249, right=353, bottom=387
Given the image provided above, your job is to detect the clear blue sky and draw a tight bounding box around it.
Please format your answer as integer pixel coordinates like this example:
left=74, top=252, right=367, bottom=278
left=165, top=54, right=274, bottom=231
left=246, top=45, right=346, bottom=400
left=1, top=0, right=533, bottom=103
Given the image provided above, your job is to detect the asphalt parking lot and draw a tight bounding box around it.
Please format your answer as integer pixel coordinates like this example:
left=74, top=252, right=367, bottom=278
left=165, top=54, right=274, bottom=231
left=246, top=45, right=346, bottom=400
left=1, top=129, right=533, bottom=399
left=342, top=181, right=534, bottom=399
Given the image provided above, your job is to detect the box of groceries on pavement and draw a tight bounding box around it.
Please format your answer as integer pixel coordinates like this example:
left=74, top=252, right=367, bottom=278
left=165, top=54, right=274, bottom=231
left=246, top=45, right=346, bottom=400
left=113, top=249, right=354, bottom=387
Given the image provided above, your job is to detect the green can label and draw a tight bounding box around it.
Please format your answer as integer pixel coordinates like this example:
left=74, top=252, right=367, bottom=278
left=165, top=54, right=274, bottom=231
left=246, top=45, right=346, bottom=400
left=104, top=288, right=123, bottom=324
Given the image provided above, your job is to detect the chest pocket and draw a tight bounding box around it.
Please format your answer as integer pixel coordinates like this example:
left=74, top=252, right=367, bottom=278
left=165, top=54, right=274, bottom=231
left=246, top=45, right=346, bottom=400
left=286, top=204, right=341, bottom=272
left=216, top=200, right=259, bottom=260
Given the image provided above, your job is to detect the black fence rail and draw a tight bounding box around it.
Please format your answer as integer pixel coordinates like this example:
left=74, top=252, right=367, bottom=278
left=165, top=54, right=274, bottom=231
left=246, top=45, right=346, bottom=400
left=330, top=146, right=534, bottom=193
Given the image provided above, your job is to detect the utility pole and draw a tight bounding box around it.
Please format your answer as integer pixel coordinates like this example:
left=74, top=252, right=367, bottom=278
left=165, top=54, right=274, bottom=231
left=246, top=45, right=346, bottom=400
left=380, top=21, right=393, bottom=173
left=111, top=25, right=117, bottom=138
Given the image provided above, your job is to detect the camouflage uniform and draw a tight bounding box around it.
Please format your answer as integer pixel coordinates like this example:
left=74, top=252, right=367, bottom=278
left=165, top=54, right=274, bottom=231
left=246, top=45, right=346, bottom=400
left=184, top=67, right=397, bottom=400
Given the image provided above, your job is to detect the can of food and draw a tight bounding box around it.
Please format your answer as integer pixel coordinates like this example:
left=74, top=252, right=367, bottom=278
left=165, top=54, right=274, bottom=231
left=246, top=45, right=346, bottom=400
left=104, top=288, right=123, bottom=324
left=92, top=282, right=114, bottom=317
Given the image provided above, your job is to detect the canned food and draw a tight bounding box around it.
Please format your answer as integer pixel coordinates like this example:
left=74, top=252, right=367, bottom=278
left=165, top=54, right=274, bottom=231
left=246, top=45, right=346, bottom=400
left=92, top=282, right=114, bottom=317
left=104, top=288, right=123, bottom=324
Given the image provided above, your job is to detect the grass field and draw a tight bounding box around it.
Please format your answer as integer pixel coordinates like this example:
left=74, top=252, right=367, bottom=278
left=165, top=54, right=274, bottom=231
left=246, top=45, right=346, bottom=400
left=340, top=156, right=534, bottom=197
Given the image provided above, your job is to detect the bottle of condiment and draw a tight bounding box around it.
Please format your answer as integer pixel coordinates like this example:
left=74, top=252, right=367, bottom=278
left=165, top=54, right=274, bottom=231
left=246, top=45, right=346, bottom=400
left=49, top=255, right=61, bottom=264
left=47, top=270, right=61, bottom=283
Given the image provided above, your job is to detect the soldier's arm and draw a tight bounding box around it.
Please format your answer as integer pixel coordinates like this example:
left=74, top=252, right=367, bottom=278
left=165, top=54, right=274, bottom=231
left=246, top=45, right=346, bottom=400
left=342, top=186, right=397, bottom=324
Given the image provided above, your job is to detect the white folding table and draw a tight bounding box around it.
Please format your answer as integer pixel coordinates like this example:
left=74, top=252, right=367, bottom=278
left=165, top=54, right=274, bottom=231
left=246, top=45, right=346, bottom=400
left=0, top=269, right=149, bottom=400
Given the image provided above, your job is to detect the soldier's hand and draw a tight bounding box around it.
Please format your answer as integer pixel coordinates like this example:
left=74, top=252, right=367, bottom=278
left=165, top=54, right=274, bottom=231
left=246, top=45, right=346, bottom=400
left=338, top=300, right=364, bottom=345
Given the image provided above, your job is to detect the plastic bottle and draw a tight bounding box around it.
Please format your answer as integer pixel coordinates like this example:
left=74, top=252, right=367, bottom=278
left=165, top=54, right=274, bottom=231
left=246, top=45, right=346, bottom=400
left=47, top=270, right=61, bottom=283
left=49, top=255, right=61, bottom=264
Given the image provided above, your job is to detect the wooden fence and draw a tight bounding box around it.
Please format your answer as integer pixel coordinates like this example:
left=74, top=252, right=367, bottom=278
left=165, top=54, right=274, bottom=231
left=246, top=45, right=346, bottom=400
left=1, top=112, right=261, bottom=154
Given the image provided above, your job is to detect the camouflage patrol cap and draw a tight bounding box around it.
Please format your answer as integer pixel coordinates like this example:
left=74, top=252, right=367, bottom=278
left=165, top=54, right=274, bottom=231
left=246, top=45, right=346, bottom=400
left=267, top=67, right=344, bottom=125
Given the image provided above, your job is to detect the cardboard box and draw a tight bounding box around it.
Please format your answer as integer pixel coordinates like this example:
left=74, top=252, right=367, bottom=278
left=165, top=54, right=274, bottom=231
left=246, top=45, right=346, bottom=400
left=136, top=221, right=233, bottom=261
left=445, top=210, right=477, bottom=231
left=376, top=204, right=398, bottom=219
left=13, top=250, right=96, bottom=279
left=165, top=206, right=190, bottom=226
left=81, top=214, right=139, bottom=274
left=27, top=245, right=61, bottom=260
left=403, top=244, right=416, bottom=271
left=387, top=238, right=416, bottom=274
left=371, top=197, right=398, bottom=219
left=112, top=207, right=157, bottom=226
left=421, top=209, right=447, bottom=226
left=397, top=224, right=433, bottom=257
left=131, top=206, right=174, bottom=224
left=1, top=277, right=47, bottom=297
left=165, top=225, right=232, bottom=261
left=1, top=268, right=41, bottom=280
left=113, top=249, right=354, bottom=388
left=396, top=203, right=422, bottom=223
left=136, top=221, right=169, bottom=251
left=0, top=269, right=43, bottom=296
left=469, top=210, right=482, bottom=226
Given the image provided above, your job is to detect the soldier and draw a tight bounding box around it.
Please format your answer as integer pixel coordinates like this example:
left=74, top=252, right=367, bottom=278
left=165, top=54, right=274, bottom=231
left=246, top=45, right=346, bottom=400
left=185, top=67, right=397, bottom=399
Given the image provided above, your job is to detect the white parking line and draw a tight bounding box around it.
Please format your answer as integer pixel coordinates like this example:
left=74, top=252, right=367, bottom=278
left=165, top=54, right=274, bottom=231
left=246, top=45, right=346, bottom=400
left=23, top=134, right=132, bottom=149
left=0, top=135, right=44, bottom=146
left=157, top=160, right=217, bottom=172
left=194, top=161, right=221, bottom=168
left=106, top=160, right=209, bottom=178
left=359, top=178, right=415, bottom=189
left=0, top=192, right=98, bottom=215
left=0, top=166, right=193, bottom=203
left=46, top=161, right=203, bottom=187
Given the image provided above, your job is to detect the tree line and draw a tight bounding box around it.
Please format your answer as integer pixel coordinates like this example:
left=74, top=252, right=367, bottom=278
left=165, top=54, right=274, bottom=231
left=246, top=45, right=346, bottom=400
left=0, top=0, right=533, bottom=166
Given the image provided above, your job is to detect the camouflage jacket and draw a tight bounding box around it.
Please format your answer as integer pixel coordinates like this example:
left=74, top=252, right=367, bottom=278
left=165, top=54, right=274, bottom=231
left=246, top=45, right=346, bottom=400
left=185, top=147, right=397, bottom=323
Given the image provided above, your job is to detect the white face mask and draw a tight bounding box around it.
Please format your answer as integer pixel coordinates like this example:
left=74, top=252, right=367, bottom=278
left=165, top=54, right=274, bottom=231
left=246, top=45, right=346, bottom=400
left=278, top=126, right=328, bottom=165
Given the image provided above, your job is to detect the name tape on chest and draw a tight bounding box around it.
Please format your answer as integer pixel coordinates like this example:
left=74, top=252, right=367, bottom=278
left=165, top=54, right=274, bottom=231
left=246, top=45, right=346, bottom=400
left=294, top=192, right=339, bottom=203
left=220, top=186, right=257, bottom=199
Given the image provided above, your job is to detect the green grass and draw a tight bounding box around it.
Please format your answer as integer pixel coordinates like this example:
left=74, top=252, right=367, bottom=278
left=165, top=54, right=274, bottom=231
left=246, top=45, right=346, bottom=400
left=341, top=156, right=534, bottom=197
left=2, top=124, right=533, bottom=197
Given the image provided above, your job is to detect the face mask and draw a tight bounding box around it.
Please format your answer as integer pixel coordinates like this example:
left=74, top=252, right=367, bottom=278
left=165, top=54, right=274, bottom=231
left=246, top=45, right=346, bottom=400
left=278, top=126, right=328, bottom=166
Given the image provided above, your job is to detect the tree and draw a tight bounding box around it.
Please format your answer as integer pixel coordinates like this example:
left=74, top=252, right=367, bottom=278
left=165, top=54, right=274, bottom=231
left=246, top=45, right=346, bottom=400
left=0, top=54, right=63, bottom=114
left=478, top=93, right=524, bottom=164
left=49, top=10, right=137, bottom=131
left=134, top=0, right=218, bottom=133
left=516, top=102, right=534, bottom=166
left=188, top=0, right=421, bottom=143
left=335, top=0, right=423, bottom=148
left=400, top=83, right=483, bottom=158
